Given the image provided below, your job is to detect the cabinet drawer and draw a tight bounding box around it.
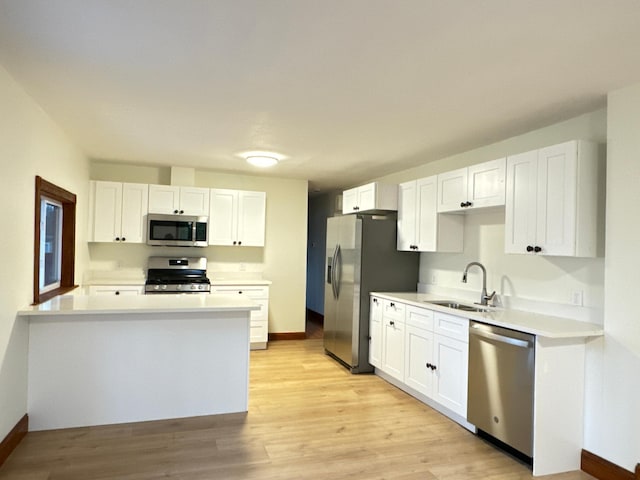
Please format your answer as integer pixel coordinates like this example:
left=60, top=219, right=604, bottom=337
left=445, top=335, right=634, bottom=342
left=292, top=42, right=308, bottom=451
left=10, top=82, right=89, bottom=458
left=383, top=299, right=405, bottom=321
left=210, top=286, right=268, bottom=299
left=89, top=285, right=144, bottom=296
left=406, top=305, right=434, bottom=331
left=434, top=312, right=469, bottom=343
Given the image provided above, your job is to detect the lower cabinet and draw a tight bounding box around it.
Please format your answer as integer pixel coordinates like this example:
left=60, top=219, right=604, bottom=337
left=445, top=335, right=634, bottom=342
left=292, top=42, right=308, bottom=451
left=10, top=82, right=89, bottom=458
left=210, top=285, right=269, bottom=349
left=371, top=296, right=470, bottom=426
left=88, top=285, right=144, bottom=296
left=368, top=296, right=383, bottom=368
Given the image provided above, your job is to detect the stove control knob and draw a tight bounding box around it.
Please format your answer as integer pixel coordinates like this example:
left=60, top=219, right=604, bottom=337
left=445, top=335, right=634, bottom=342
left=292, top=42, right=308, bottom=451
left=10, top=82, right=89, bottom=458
left=161, top=285, right=167, bottom=290
left=191, top=284, right=196, bottom=290
left=154, top=285, right=160, bottom=291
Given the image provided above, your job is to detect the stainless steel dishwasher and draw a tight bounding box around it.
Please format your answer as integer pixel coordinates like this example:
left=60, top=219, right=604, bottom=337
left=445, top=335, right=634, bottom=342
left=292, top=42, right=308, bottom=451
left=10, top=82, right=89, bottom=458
left=467, top=321, right=535, bottom=459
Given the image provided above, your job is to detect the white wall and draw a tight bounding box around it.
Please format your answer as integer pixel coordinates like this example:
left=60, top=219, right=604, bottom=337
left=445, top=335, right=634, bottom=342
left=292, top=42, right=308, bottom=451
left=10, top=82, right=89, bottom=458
left=582, top=83, right=640, bottom=471
left=375, top=109, right=607, bottom=322
left=89, top=163, right=308, bottom=334
left=0, top=65, right=90, bottom=439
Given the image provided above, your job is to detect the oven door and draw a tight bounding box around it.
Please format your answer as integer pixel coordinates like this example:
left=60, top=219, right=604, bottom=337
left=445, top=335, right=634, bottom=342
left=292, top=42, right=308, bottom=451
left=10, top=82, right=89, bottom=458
left=147, top=214, right=208, bottom=247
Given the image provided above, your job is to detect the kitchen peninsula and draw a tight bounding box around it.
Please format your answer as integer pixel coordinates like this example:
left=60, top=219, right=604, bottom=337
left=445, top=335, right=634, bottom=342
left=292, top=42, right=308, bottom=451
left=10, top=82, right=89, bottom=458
left=19, top=294, right=259, bottom=431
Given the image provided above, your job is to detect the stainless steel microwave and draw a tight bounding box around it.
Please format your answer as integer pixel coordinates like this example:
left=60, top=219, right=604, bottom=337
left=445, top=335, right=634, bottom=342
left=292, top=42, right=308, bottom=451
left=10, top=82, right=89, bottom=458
left=147, top=214, right=208, bottom=247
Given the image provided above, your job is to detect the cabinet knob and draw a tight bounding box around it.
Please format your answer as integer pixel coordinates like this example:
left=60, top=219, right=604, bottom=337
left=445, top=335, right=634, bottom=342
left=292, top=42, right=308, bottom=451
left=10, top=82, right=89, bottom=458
left=121, top=237, right=126, bottom=242
left=373, top=298, right=378, bottom=304
left=389, top=320, right=395, bottom=326
left=526, top=245, right=534, bottom=252
left=179, top=210, right=184, bottom=214
left=460, top=202, right=465, bottom=208
left=390, top=302, right=395, bottom=307
left=238, top=291, right=243, bottom=294
left=426, top=362, right=432, bottom=369
left=431, top=364, right=437, bottom=371
left=233, top=241, right=237, bottom=245
left=115, top=237, right=120, bottom=241
left=466, top=201, right=472, bottom=207
left=174, top=210, right=179, bottom=214
left=238, top=241, right=242, bottom=245
left=534, top=246, right=542, bottom=253
left=115, top=291, right=120, bottom=295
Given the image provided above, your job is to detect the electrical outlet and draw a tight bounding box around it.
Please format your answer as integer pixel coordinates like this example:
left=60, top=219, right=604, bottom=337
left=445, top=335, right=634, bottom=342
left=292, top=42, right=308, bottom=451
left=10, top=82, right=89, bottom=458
left=571, top=290, right=584, bottom=306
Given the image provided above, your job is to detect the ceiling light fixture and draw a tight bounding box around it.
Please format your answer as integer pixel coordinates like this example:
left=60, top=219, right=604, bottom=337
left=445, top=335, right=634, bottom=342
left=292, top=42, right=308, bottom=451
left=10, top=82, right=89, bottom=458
left=246, top=155, right=278, bottom=168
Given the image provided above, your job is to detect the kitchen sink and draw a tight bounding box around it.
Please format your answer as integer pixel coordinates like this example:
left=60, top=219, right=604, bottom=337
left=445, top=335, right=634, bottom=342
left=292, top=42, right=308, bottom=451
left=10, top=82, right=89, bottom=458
left=424, top=300, right=489, bottom=313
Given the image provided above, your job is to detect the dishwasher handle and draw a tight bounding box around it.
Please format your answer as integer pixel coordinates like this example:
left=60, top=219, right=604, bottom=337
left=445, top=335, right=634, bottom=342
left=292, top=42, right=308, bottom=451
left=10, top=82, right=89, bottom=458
left=470, top=324, right=533, bottom=349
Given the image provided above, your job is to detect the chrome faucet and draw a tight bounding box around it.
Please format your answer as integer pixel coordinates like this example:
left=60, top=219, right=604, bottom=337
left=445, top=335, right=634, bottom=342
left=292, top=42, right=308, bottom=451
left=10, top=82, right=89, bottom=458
left=462, top=262, right=496, bottom=306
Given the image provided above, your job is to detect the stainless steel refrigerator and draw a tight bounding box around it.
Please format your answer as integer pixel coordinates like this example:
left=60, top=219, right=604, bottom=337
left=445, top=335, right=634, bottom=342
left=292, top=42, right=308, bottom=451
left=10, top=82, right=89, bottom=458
left=323, top=213, right=419, bottom=373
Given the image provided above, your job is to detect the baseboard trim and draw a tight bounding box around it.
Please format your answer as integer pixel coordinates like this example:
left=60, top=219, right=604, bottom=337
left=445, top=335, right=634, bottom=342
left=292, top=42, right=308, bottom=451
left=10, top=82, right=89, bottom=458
left=581, top=449, right=637, bottom=480
left=0, top=414, right=28, bottom=467
left=269, top=332, right=306, bottom=341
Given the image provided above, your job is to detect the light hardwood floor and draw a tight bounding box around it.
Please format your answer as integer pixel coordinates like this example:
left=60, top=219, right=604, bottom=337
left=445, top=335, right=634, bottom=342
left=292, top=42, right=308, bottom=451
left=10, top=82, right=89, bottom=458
left=0, top=339, right=595, bottom=480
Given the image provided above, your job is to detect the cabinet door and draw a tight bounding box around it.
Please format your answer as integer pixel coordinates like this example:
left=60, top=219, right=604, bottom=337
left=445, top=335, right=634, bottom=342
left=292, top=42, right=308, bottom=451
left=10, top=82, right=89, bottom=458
left=369, top=297, right=383, bottom=368
left=382, top=317, right=405, bottom=381
left=416, top=176, right=438, bottom=251
left=432, top=334, right=469, bottom=417
left=437, top=168, right=468, bottom=212
left=505, top=150, right=538, bottom=254
left=467, top=158, right=506, bottom=209
left=120, top=183, right=148, bottom=243
left=179, top=187, right=210, bottom=216
left=397, top=181, right=417, bottom=251
left=536, top=141, right=577, bottom=256
left=92, top=181, right=122, bottom=242
left=405, top=324, right=434, bottom=397
left=237, top=191, right=266, bottom=247
left=356, top=183, right=376, bottom=211
left=148, top=185, right=180, bottom=214
left=342, top=187, right=358, bottom=214
left=209, top=189, right=238, bottom=246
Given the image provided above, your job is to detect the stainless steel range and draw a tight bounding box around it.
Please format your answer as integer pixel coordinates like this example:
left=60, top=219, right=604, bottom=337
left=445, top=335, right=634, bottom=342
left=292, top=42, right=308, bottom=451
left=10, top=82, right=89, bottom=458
left=144, top=256, right=211, bottom=294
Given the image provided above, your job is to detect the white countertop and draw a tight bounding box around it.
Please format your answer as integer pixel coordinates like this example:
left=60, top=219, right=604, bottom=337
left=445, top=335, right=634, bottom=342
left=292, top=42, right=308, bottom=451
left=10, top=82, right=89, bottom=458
left=210, top=278, right=272, bottom=286
left=372, top=292, right=604, bottom=339
left=19, top=293, right=260, bottom=317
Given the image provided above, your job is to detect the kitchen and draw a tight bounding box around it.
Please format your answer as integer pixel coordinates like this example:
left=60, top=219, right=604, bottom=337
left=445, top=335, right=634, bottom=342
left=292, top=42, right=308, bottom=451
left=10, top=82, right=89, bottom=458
left=1, top=2, right=640, bottom=479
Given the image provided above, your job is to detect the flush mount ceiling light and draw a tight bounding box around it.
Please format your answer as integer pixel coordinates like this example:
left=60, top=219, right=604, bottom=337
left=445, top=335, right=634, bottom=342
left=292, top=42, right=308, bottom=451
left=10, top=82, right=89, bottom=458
left=246, top=155, right=278, bottom=168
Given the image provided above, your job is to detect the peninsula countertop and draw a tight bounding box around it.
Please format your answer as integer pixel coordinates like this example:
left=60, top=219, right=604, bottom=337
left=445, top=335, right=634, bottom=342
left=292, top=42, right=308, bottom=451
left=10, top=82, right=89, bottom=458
left=371, top=291, right=603, bottom=339
left=19, top=293, right=260, bottom=317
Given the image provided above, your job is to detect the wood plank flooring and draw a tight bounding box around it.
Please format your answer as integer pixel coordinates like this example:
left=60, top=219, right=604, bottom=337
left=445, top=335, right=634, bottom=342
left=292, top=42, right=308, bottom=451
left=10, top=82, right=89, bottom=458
left=0, top=339, right=595, bottom=479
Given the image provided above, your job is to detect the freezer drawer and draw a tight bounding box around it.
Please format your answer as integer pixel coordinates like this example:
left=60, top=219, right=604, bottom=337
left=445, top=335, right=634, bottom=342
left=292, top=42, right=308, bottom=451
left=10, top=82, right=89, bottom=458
left=467, top=321, right=535, bottom=458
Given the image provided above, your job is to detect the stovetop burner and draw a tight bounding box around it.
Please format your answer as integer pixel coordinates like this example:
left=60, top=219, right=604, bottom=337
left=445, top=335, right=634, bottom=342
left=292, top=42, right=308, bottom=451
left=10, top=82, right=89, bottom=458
left=145, top=257, right=211, bottom=294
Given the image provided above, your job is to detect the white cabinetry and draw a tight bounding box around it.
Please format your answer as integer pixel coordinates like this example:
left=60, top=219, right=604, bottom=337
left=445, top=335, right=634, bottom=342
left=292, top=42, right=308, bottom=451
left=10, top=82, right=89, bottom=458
left=437, top=158, right=506, bottom=212
left=504, top=140, right=599, bottom=257
left=89, top=181, right=148, bottom=243
left=369, top=296, right=383, bottom=368
left=209, top=189, right=266, bottom=247
left=148, top=185, right=210, bottom=215
left=397, top=176, right=463, bottom=252
left=371, top=297, right=471, bottom=425
left=431, top=312, right=469, bottom=417
left=210, top=285, right=269, bottom=349
left=342, top=182, right=398, bottom=214
left=381, top=300, right=405, bottom=381
left=88, top=285, right=144, bottom=296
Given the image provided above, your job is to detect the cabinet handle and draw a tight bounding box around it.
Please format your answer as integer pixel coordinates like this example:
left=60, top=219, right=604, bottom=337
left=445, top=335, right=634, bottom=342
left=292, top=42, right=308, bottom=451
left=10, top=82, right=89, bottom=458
left=179, top=210, right=184, bottom=214
left=238, top=241, right=242, bottom=245
left=373, top=298, right=378, bottom=304
left=526, top=245, right=534, bottom=252
left=466, top=201, right=472, bottom=207
left=174, top=210, right=179, bottom=214
left=115, top=291, right=120, bottom=295
left=115, top=237, right=120, bottom=241
left=238, top=291, right=243, bottom=294
left=389, top=320, right=395, bottom=326
left=431, top=364, right=437, bottom=371
left=390, top=302, right=395, bottom=307
left=121, top=237, right=126, bottom=242
left=233, top=241, right=237, bottom=245
left=534, top=246, right=542, bottom=253
left=460, top=202, right=465, bottom=208
left=426, top=362, right=432, bottom=369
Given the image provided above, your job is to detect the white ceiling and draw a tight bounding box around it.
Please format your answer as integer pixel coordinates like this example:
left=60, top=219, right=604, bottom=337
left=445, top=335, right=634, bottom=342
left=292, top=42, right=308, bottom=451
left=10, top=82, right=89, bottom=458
left=1, top=0, right=640, bottom=193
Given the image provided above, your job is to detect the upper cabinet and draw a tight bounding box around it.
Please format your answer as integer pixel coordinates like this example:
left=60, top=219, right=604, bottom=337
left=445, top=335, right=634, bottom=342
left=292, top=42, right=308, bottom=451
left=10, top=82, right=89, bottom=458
left=342, top=182, right=398, bottom=214
left=397, top=176, right=463, bottom=252
left=89, top=181, right=149, bottom=243
left=209, top=189, right=266, bottom=247
left=148, top=185, right=210, bottom=216
left=504, top=140, right=599, bottom=257
left=437, top=158, right=506, bottom=213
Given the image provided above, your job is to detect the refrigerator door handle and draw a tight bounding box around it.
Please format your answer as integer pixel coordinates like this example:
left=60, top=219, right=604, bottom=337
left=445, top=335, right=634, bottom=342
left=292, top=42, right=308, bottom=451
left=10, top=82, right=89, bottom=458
left=334, top=244, right=342, bottom=299
left=331, top=244, right=339, bottom=299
